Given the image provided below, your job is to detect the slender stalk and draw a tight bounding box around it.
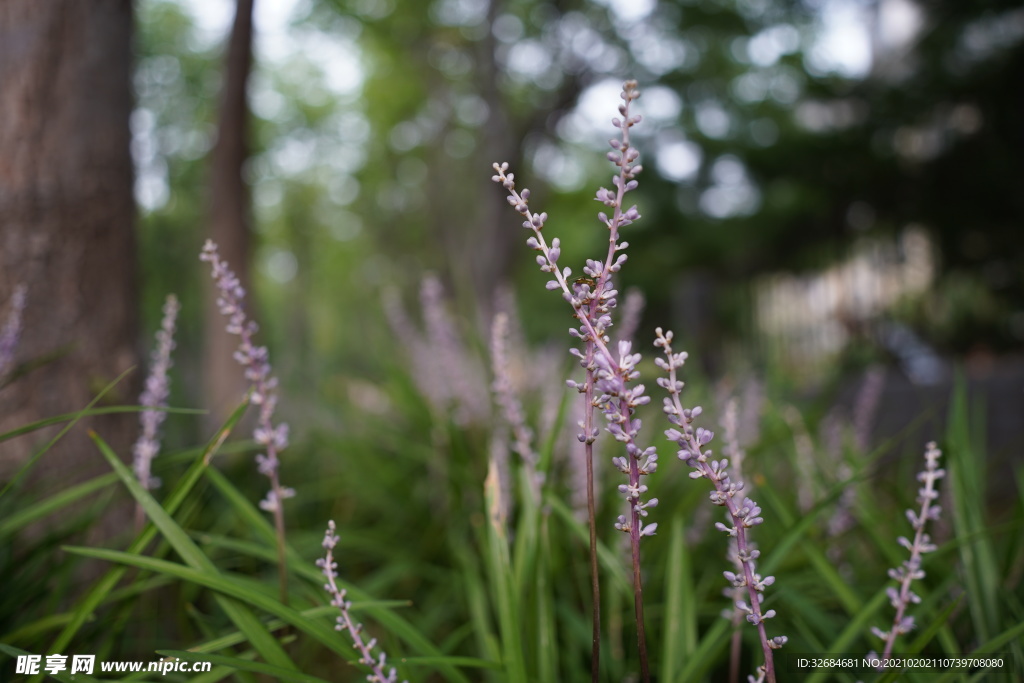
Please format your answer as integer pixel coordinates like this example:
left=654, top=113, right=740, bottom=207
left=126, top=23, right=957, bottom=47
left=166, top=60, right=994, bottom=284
left=586, top=455, right=601, bottom=682
left=629, top=444, right=650, bottom=683
left=318, top=521, right=404, bottom=682
left=132, top=293, right=179, bottom=533
left=492, top=80, right=655, bottom=682
left=728, top=625, right=742, bottom=683
left=201, top=239, right=294, bottom=605
left=581, top=305, right=601, bottom=682
left=271, top=477, right=289, bottom=605
left=872, top=441, right=944, bottom=662
left=656, top=329, right=785, bottom=683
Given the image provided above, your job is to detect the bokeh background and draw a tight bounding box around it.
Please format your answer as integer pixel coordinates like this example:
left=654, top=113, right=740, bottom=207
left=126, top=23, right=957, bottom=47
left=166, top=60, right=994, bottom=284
left=3, top=0, right=1024, bottom=548
left=133, top=0, right=1024, bottom=451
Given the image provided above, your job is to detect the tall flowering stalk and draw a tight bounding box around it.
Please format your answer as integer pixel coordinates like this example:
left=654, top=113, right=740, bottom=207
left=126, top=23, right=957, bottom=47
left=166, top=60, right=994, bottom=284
left=200, top=240, right=294, bottom=602
left=382, top=275, right=490, bottom=426
left=655, top=328, right=786, bottom=683
left=871, top=441, right=944, bottom=662
left=132, top=294, right=180, bottom=529
left=490, top=311, right=539, bottom=500
left=317, top=521, right=405, bottom=683
left=719, top=396, right=749, bottom=683
left=0, top=284, right=28, bottom=384
left=491, top=80, right=658, bottom=682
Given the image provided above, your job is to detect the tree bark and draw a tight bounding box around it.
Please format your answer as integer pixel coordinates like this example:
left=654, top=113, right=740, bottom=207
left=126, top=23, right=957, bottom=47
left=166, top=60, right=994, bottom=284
left=0, top=0, right=138, bottom=498
left=203, top=0, right=256, bottom=427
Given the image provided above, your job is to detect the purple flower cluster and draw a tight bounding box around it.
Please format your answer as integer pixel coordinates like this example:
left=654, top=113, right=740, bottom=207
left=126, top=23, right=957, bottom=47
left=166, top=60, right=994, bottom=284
left=871, top=441, right=944, bottom=661
left=655, top=328, right=786, bottom=681
left=317, top=521, right=404, bottom=683
left=132, top=294, right=180, bottom=491
left=492, top=80, right=657, bottom=679
left=490, top=80, right=658, bottom=541
left=0, top=284, right=27, bottom=382
left=382, top=275, right=490, bottom=426
left=200, top=240, right=294, bottom=513
left=490, top=312, right=538, bottom=473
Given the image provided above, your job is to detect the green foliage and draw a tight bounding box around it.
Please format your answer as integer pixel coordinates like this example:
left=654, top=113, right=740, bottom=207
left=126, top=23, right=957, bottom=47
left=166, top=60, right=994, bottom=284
left=3, top=341, right=1023, bottom=681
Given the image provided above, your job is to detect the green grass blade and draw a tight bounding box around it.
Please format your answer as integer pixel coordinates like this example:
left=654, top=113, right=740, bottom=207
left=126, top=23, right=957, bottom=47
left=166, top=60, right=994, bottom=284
left=400, top=656, right=503, bottom=670
left=157, top=650, right=330, bottom=683
left=0, top=368, right=134, bottom=501
left=0, top=405, right=205, bottom=445
left=62, top=548, right=351, bottom=659
left=760, top=484, right=861, bottom=615
left=452, top=544, right=501, bottom=668
left=0, top=471, right=119, bottom=538
left=86, top=429, right=295, bottom=671
left=673, top=617, right=731, bottom=683
left=660, top=515, right=695, bottom=682
left=947, top=379, right=999, bottom=643
left=484, top=458, right=527, bottom=683
left=930, top=619, right=1024, bottom=683
left=512, top=466, right=541, bottom=601
left=802, top=588, right=890, bottom=683
left=1, top=576, right=174, bottom=644
left=535, top=516, right=558, bottom=682
left=203, top=466, right=471, bottom=683
left=547, top=495, right=631, bottom=596
left=43, top=401, right=247, bottom=664
left=185, top=665, right=238, bottom=683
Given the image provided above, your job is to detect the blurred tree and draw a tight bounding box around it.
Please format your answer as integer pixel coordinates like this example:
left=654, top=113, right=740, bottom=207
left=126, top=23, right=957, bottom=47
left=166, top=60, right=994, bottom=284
left=309, top=0, right=629, bottom=319
left=131, top=0, right=1024, bottom=393
left=203, top=0, right=257, bottom=426
left=614, top=0, right=1024, bottom=354
left=0, top=0, right=139, bottom=492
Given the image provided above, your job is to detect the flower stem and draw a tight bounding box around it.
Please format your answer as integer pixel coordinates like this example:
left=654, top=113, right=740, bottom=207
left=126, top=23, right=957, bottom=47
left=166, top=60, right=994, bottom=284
left=586, top=438, right=601, bottom=682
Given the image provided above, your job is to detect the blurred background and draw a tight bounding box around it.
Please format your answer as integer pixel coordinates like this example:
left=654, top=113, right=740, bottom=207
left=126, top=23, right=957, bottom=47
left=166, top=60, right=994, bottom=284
left=2, top=0, right=1023, bottom=484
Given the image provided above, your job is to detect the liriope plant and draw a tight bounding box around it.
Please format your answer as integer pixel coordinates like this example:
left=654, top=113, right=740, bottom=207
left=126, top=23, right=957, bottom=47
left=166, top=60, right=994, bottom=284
left=491, top=79, right=786, bottom=683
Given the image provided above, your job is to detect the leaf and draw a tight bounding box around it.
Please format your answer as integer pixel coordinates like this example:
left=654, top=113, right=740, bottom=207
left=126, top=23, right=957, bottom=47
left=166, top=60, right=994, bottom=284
left=0, top=368, right=135, bottom=501
left=203, top=466, right=471, bottom=683
left=156, top=650, right=331, bottom=683
left=43, top=412, right=236, bottom=662
left=0, top=472, right=119, bottom=538
left=484, top=457, right=527, bottom=683
left=87, top=428, right=296, bottom=671
left=63, top=548, right=353, bottom=662
left=661, top=515, right=695, bottom=681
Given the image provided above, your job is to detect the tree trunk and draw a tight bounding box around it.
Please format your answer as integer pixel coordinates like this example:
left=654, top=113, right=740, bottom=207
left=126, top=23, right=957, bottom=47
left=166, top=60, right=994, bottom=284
left=203, top=0, right=256, bottom=427
left=0, top=0, right=138, bottom=501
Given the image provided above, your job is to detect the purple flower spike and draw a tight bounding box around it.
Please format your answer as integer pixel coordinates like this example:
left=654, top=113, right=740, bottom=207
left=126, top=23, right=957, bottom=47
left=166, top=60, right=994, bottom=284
left=200, top=240, right=294, bottom=513
left=132, top=294, right=180, bottom=491
left=871, top=441, right=945, bottom=665
left=656, top=327, right=786, bottom=682
left=317, top=521, right=406, bottom=683
left=383, top=275, right=490, bottom=426
left=490, top=312, right=539, bottom=499
left=490, top=81, right=656, bottom=542
left=0, top=284, right=28, bottom=382
left=492, top=79, right=658, bottom=682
